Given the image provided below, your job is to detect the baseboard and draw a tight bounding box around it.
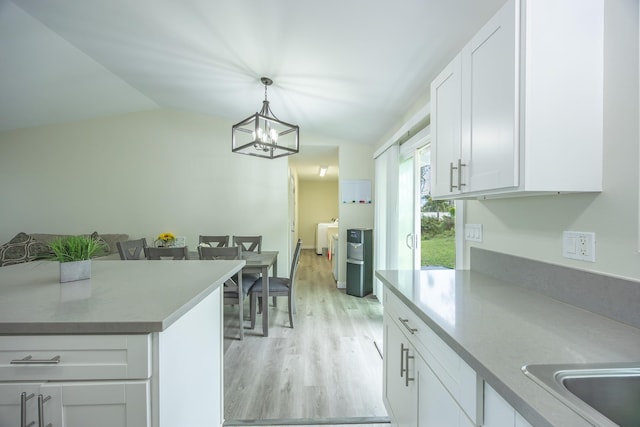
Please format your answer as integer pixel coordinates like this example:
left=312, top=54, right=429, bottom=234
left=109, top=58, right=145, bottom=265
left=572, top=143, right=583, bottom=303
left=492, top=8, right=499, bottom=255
left=336, top=280, right=345, bottom=289
left=224, top=416, right=391, bottom=426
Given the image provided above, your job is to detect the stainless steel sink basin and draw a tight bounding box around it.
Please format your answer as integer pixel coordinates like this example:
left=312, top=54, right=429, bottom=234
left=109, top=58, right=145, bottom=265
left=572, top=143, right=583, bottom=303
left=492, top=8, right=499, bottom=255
left=522, top=362, right=640, bottom=427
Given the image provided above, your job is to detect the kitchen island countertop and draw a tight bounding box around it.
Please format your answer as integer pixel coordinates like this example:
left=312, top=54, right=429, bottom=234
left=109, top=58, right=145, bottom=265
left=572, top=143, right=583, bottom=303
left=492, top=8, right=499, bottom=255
left=0, top=259, right=244, bottom=334
left=376, top=268, right=640, bottom=427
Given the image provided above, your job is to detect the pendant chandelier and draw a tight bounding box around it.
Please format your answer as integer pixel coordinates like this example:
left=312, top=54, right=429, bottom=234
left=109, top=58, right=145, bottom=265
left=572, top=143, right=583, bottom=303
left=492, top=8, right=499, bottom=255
left=232, top=77, right=299, bottom=159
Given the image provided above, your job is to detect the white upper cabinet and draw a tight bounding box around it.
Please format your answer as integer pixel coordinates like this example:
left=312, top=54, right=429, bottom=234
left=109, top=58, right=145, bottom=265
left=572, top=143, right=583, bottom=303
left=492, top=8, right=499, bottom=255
left=431, top=0, right=604, bottom=199
left=431, top=54, right=463, bottom=197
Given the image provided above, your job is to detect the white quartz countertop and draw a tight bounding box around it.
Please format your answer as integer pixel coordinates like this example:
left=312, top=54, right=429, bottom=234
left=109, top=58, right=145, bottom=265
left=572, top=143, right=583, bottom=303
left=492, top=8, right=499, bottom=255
left=376, top=269, right=640, bottom=427
left=0, top=260, right=244, bottom=334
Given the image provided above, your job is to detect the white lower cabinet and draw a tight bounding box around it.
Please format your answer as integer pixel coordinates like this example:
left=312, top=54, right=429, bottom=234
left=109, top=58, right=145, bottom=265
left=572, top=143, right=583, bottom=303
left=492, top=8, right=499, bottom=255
left=0, top=286, right=223, bottom=427
left=0, top=381, right=149, bottom=427
left=383, top=289, right=482, bottom=427
left=383, top=288, right=535, bottom=427
left=483, top=383, right=533, bottom=427
left=417, top=356, right=475, bottom=427
left=384, top=314, right=417, bottom=427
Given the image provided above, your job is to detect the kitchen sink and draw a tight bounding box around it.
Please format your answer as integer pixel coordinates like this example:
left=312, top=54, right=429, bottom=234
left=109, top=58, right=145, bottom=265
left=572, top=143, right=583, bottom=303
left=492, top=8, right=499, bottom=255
left=522, top=362, right=640, bottom=427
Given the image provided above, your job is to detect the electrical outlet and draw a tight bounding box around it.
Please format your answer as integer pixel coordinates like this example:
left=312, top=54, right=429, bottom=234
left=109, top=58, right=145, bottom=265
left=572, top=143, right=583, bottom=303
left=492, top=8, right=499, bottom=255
left=562, top=231, right=595, bottom=262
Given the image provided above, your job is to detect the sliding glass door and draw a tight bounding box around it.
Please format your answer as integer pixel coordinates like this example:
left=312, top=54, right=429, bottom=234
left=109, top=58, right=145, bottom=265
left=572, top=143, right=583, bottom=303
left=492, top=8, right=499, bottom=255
left=399, top=142, right=456, bottom=270
left=398, top=155, right=419, bottom=269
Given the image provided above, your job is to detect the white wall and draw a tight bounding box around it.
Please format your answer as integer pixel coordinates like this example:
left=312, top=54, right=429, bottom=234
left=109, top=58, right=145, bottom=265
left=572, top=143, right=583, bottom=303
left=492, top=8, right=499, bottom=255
left=0, top=109, right=291, bottom=272
left=338, top=143, right=375, bottom=286
left=297, top=180, right=339, bottom=250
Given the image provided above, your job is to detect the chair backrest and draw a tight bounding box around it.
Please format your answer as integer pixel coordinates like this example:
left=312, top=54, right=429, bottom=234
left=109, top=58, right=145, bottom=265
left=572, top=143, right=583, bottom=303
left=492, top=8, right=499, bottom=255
left=197, top=245, right=241, bottom=260
left=289, top=239, right=303, bottom=281
left=198, top=235, right=229, bottom=248
left=233, top=235, right=262, bottom=253
left=144, top=246, right=189, bottom=260
left=116, top=238, right=148, bottom=260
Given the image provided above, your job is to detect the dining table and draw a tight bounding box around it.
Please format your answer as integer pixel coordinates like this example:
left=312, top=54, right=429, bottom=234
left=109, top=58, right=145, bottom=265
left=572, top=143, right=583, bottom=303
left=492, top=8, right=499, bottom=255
left=158, top=248, right=279, bottom=337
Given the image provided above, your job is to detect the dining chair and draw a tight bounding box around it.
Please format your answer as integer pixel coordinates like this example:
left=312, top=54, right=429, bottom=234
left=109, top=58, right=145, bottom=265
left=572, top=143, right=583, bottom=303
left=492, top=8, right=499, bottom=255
left=199, top=235, right=230, bottom=248
left=232, top=235, right=263, bottom=285
left=116, top=238, right=148, bottom=260
left=249, top=239, right=301, bottom=329
left=232, top=235, right=262, bottom=253
left=144, top=246, right=189, bottom=260
left=198, top=246, right=254, bottom=340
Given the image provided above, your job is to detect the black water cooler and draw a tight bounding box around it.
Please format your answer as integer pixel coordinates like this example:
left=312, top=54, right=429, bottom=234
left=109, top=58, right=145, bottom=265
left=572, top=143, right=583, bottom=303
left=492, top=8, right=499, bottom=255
left=346, top=228, right=373, bottom=297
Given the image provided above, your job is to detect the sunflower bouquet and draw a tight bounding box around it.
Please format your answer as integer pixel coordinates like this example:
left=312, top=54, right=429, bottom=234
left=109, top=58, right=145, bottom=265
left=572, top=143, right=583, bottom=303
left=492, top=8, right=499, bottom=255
left=155, top=232, right=176, bottom=247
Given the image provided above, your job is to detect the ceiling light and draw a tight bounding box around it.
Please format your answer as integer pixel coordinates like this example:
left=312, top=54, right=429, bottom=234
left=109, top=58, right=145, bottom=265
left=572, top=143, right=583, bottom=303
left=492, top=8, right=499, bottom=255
left=232, top=77, right=299, bottom=159
left=319, top=166, right=328, bottom=177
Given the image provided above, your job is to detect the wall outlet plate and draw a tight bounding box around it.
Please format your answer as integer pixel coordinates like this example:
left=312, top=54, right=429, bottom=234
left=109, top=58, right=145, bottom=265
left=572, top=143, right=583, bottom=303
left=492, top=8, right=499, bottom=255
left=562, top=231, right=595, bottom=262
left=465, top=224, right=483, bottom=242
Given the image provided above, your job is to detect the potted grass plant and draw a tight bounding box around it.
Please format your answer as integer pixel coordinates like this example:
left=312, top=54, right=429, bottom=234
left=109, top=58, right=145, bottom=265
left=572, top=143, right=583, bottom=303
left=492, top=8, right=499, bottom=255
left=47, top=235, right=108, bottom=283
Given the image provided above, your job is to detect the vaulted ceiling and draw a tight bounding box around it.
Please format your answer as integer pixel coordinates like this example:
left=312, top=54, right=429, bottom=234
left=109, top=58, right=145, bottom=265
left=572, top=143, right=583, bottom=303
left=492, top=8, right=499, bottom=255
left=0, top=0, right=505, bottom=177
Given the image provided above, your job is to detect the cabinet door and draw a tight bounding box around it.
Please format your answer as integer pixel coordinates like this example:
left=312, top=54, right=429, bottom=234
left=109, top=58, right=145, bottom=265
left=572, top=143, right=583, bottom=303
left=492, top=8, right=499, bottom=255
left=40, top=381, right=150, bottom=427
left=431, top=53, right=463, bottom=197
left=0, top=383, right=41, bottom=427
left=417, top=355, right=474, bottom=427
left=383, top=315, right=417, bottom=427
left=464, top=0, right=518, bottom=193
left=483, top=382, right=515, bottom=427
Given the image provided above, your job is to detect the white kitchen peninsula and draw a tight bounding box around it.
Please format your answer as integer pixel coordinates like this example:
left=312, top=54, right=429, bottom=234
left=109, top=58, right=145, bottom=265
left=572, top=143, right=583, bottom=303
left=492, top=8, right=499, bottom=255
left=0, top=260, right=244, bottom=427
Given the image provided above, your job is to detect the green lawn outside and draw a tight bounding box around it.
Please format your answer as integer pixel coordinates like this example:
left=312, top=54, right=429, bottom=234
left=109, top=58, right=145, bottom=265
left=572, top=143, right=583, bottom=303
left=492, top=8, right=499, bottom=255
left=421, top=235, right=455, bottom=269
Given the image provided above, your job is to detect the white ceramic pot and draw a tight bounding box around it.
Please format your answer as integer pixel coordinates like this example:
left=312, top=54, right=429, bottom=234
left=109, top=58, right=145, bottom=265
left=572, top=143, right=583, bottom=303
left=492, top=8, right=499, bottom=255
left=59, top=260, right=91, bottom=283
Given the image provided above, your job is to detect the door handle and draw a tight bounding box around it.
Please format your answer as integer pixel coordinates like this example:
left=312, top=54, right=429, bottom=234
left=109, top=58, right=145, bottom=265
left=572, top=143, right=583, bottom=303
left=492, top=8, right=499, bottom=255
left=20, top=392, right=35, bottom=427
left=37, top=395, right=52, bottom=427
left=457, top=158, right=466, bottom=189
left=404, top=349, right=415, bottom=387
left=11, top=355, right=61, bottom=365
left=400, top=343, right=407, bottom=378
left=450, top=161, right=457, bottom=191
left=399, top=317, right=417, bottom=335
left=405, top=234, right=413, bottom=249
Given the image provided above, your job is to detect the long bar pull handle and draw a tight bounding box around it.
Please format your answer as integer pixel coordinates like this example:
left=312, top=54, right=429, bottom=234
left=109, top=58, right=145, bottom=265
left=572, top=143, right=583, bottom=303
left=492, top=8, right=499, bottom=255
left=37, top=395, right=52, bottom=427
left=400, top=343, right=406, bottom=378
left=10, top=355, right=61, bottom=365
left=20, top=392, right=35, bottom=427
left=457, top=158, right=466, bottom=189
left=404, top=349, right=415, bottom=387
left=449, top=162, right=457, bottom=191
left=399, top=317, right=418, bottom=335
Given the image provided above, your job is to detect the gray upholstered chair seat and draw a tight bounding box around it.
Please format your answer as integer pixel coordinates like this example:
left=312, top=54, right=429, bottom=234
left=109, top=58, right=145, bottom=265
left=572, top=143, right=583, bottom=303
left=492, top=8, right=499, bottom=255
left=249, top=277, right=290, bottom=293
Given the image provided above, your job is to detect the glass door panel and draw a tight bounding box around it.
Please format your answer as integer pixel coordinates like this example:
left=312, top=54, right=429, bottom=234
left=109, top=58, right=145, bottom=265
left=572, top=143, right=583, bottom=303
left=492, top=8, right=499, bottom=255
left=419, top=147, right=456, bottom=269
left=398, top=156, right=418, bottom=270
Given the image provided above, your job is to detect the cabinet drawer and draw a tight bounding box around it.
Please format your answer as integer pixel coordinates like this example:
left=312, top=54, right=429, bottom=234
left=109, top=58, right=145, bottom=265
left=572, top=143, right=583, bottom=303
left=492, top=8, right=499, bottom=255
left=384, top=289, right=483, bottom=424
left=0, top=335, right=151, bottom=381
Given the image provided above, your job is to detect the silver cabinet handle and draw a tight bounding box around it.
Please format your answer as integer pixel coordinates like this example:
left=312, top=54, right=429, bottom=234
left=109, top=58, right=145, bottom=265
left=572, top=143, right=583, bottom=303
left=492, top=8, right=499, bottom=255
left=457, top=158, right=466, bottom=189
left=11, top=355, right=61, bottom=365
left=404, top=348, right=415, bottom=387
left=20, top=392, right=35, bottom=427
left=400, top=343, right=405, bottom=378
left=37, top=395, right=52, bottom=427
left=399, top=317, right=417, bottom=334
left=449, top=162, right=456, bottom=191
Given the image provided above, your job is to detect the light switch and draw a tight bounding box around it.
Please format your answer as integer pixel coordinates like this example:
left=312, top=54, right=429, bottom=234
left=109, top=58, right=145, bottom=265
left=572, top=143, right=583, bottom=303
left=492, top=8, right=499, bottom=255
left=465, top=224, right=483, bottom=242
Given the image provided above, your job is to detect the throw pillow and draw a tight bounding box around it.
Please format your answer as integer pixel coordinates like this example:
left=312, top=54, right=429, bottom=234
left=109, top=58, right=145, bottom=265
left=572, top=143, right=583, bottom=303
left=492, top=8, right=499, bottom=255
left=90, top=231, right=110, bottom=255
left=0, top=232, right=49, bottom=267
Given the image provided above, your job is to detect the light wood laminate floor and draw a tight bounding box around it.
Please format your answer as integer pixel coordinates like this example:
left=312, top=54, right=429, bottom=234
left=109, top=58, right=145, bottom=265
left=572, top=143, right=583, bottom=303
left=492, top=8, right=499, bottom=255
left=223, top=249, right=387, bottom=424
